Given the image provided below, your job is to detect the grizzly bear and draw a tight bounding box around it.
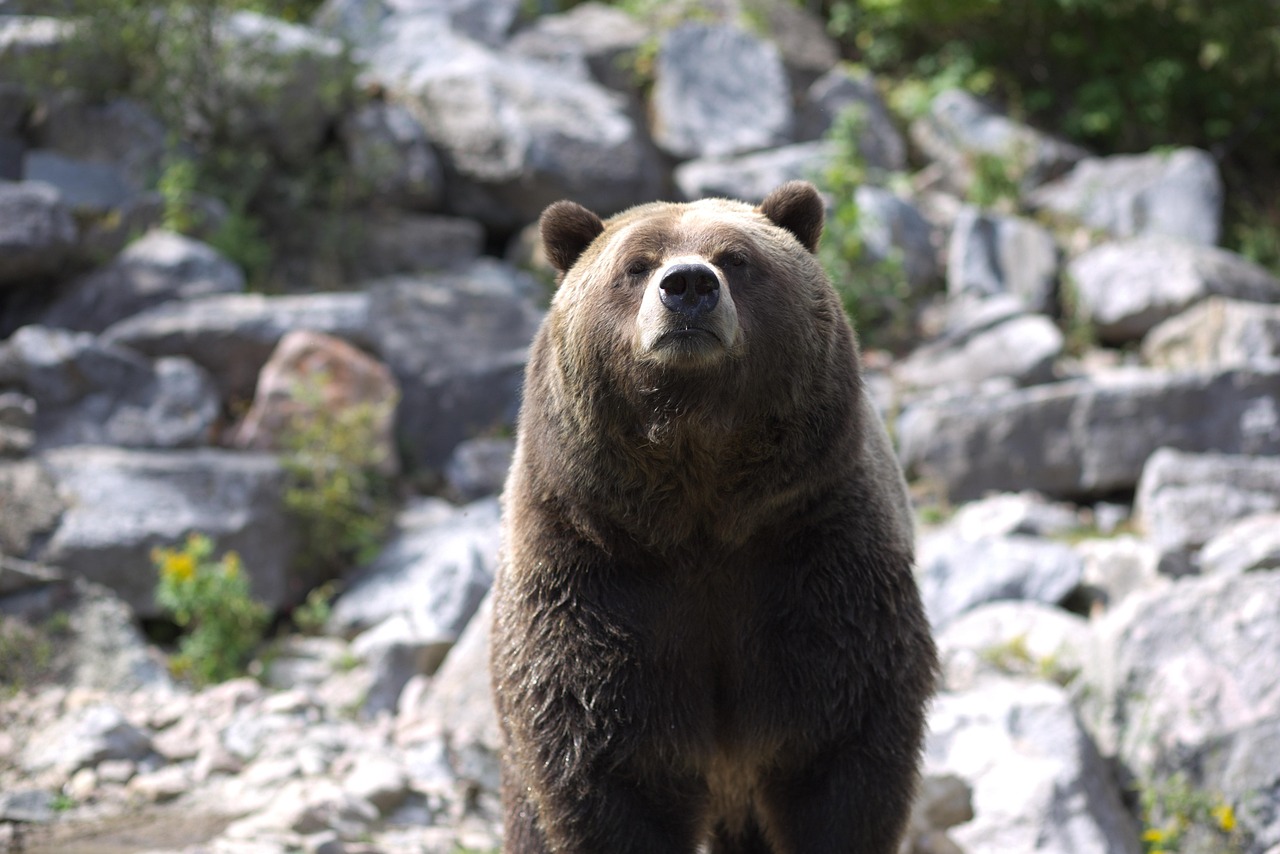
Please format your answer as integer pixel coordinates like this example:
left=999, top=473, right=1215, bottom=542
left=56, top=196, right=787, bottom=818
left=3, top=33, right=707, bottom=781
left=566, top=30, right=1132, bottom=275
left=490, top=181, right=937, bottom=853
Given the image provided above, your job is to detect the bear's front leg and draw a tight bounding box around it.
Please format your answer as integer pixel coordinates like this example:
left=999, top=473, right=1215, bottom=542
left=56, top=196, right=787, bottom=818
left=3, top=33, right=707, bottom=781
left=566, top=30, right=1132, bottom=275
left=501, top=755, right=707, bottom=854
left=755, top=719, right=924, bottom=853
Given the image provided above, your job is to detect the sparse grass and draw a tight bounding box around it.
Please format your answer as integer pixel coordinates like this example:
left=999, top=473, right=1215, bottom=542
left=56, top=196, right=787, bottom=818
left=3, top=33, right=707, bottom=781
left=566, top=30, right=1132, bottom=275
left=279, top=371, right=398, bottom=582
left=978, top=633, right=1079, bottom=687
left=1139, top=772, right=1245, bottom=853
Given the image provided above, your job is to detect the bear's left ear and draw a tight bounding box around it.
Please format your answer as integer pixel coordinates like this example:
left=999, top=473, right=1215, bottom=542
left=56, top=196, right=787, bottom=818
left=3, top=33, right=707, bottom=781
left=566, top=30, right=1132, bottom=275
left=541, top=200, right=605, bottom=274
left=759, top=181, right=825, bottom=254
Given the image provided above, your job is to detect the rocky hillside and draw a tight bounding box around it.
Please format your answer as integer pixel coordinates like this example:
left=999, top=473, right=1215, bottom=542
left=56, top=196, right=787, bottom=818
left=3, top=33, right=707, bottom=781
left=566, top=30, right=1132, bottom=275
left=2, top=1, right=1279, bottom=853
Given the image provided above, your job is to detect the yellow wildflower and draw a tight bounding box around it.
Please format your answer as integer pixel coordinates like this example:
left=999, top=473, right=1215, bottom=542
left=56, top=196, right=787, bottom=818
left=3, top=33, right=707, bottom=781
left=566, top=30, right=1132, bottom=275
left=163, top=551, right=197, bottom=582
left=223, top=551, right=243, bottom=579
left=1212, top=802, right=1237, bottom=833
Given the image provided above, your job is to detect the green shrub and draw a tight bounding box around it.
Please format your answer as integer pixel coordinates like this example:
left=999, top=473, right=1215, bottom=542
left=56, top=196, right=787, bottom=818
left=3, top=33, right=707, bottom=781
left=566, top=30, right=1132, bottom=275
left=153, top=533, right=270, bottom=686
left=38, top=0, right=360, bottom=289
left=279, top=373, right=397, bottom=581
left=814, top=105, right=914, bottom=351
left=820, top=0, right=1280, bottom=268
left=1139, top=772, right=1245, bottom=853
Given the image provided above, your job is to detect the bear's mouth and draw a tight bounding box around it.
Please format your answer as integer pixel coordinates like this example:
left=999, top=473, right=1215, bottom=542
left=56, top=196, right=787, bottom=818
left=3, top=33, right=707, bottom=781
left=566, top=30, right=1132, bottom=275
left=643, top=324, right=729, bottom=367
left=652, top=325, right=722, bottom=350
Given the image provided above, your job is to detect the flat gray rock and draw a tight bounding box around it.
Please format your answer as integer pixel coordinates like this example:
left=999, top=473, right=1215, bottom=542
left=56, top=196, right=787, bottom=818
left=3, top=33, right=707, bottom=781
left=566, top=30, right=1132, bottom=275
left=330, top=497, right=499, bottom=641
left=1199, top=512, right=1280, bottom=576
left=1067, top=236, right=1280, bottom=345
left=899, top=367, right=1280, bottom=502
left=674, top=142, right=832, bottom=203
left=0, top=325, right=219, bottom=450
left=927, top=679, right=1141, bottom=854
left=364, top=262, right=543, bottom=472
left=650, top=23, right=792, bottom=160
left=946, top=206, right=1059, bottom=314
left=1030, top=147, right=1223, bottom=246
left=1079, top=571, right=1280, bottom=816
left=0, top=180, right=78, bottom=286
left=39, top=446, right=300, bottom=617
left=796, top=66, right=905, bottom=172
left=1135, top=448, right=1280, bottom=576
left=369, top=21, right=664, bottom=228
left=41, top=229, right=245, bottom=333
left=918, top=532, right=1084, bottom=630
left=894, top=310, right=1063, bottom=392
left=1142, top=296, right=1280, bottom=372
left=22, top=703, right=153, bottom=775
left=910, top=88, right=1088, bottom=195
left=101, top=291, right=371, bottom=403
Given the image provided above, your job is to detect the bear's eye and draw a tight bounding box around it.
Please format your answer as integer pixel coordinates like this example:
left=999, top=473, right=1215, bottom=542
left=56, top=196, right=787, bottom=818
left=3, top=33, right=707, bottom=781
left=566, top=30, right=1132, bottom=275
left=625, top=260, right=651, bottom=276
left=724, top=251, right=748, bottom=268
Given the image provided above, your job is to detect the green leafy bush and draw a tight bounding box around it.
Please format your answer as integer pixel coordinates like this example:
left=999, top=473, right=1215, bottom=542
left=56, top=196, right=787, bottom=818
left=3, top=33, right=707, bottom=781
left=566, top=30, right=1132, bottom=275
left=153, top=533, right=269, bottom=685
left=821, top=0, right=1280, bottom=266
left=40, top=0, right=359, bottom=288
left=1139, top=772, right=1244, bottom=853
left=279, top=374, right=397, bottom=581
left=814, top=105, right=913, bottom=351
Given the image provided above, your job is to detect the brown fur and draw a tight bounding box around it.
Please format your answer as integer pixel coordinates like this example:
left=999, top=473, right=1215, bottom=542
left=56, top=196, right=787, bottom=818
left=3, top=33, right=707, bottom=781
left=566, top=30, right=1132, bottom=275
left=491, top=182, right=938, bottom=853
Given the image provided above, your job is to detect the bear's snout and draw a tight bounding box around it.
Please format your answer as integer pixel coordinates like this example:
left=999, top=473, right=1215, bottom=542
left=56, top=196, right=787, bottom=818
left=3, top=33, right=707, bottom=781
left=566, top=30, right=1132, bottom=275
left=659, top=262, right=720, bottom=320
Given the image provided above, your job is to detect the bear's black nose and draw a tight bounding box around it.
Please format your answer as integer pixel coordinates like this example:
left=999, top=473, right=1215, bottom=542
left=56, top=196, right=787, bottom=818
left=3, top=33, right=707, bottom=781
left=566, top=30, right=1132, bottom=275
left=659, top=263, right=720, bottom=318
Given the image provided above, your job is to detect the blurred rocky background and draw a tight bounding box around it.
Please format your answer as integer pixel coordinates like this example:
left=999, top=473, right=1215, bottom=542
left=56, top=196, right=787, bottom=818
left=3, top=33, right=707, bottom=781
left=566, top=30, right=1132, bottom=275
left=1, top=0, right=1279, bottom=852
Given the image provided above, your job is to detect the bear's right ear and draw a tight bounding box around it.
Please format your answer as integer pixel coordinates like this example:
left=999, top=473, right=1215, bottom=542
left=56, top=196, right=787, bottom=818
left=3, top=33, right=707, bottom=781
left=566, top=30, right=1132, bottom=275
left=540, top=201, right=605, bottom=275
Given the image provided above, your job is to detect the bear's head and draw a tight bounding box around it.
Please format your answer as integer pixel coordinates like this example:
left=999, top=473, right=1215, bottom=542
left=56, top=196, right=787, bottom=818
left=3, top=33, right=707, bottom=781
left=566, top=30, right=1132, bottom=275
left=538, top=182, right=844, bottom=421
left=525, top=181, right=872, bottom=542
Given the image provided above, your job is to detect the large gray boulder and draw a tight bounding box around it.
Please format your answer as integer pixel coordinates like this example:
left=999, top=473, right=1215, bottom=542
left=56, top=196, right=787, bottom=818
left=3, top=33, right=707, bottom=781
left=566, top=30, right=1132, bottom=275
left=927, top=679, right=1141, bottom=854
left=1068, top=237, right=1280, bottom=345
left=101, top=291, right=371, bottom=403
left=338, top=101, right=444, bottom=209
left=345, top=210, right=484, bottom=278
left=1134, top=448, right=1280, bottom=576
left=946, top=206, right=1059, bottom=314
left=898, top=367, right=1280, bottom=502
left=21, top=149, right=136, bottom=213
left=315, top=0, right=522, bottom=49
left=41, top=230, right=246, bottom=333
left=893, top=307, right=1063, bottom=392
left=1142, top=296, right=1280, bottom=372
left=854, top=185, right=940, bottom=292
left=369, top=21, right=664, bottom=229
left=507, top=2, right=649, bottom=96
left=910, top=89, right=1088, bottom=195
left=1199, top=512, right=1280, bottom=577
left=39, top=446, right=301, bottom=617
left=329, top=497, right=499, bottom=639
left=650, top=23, right=792, bottom=160
left=0, top=326, right=218, bottom=450
left=0, top=457, right=62, bottom=559
left=796, top=66, right=905, bottom=173
left=334, top=497, right=499, bottom=711
left=1029, top=147, right=1223, bottom=246
left=364, top=262, right=543, bottom=472
left=36, top=95, right=166, bottom=192
left=918, top=532, right=1084, bottom=631
left=0, top=180, right=77, bottom=286
left=1079, top=572, right=1280, bottom=851
left=674, top=141, right=832, bottom=203
left=206, top=11, right=355, bottom=165
left=395, top=592, right=501, bottom=803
